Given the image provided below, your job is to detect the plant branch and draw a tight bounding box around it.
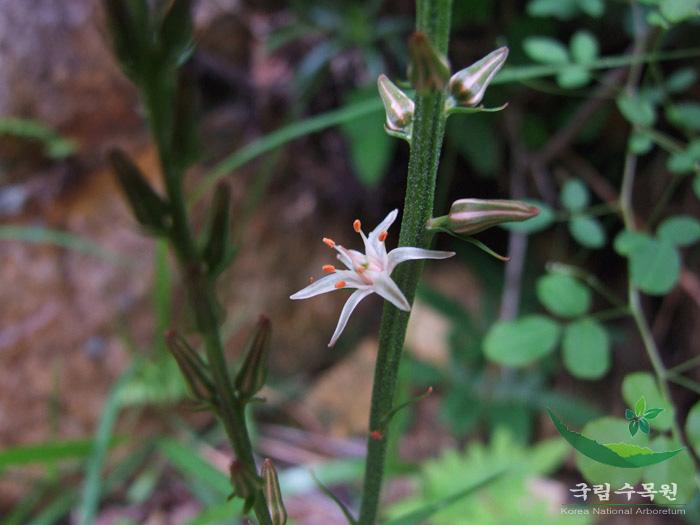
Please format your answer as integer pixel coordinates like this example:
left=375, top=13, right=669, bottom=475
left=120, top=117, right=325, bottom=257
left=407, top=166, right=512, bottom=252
left=357, top=1, right=452, bottom=523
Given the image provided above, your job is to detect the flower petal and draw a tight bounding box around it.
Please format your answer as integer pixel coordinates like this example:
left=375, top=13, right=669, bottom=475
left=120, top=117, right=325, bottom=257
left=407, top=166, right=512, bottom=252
left=369, top=209, right=399, bottom=241
left=372, top=273, right=411, bottom=311
left=290, top=274, right=342, bottom=300
left=328, top=289, right=373, bottom=347
left=387, top=247, right=455, bottom=273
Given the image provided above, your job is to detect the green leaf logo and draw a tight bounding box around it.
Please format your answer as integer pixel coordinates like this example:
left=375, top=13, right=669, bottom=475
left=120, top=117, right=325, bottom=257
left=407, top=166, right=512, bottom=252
left=624, top=396, right=663, bottom=436
left=547, top=409, right=682, bottom=468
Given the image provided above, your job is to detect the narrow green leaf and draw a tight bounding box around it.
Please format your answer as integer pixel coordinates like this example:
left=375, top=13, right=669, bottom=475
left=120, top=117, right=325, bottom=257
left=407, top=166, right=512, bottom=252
left=635, top=396, right=647, bottom=417
left=548, top=410, right=683, bottom=468
left=0, top=439, right=116, bottom=470
left=629, top=420, right=639, bottom=436
left=382, top=471, right=505, bottom=525
left=644, top=408, right=663, bottom=419
left=639, top=419, right=650, bottom=434
left=78, top=366, right=136, bottom=525
left=0, top=225, right=131, bottom=266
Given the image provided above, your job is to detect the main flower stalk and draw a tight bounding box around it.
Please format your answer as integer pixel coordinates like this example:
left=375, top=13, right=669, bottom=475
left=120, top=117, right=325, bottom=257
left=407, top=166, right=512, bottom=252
left=357, top=1, right=453, bottom=523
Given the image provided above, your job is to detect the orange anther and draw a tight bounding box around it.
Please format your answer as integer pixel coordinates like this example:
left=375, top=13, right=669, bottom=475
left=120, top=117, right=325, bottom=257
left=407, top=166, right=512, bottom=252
left=370, top=430, right=383, bottom=441
left=322, top=264, right=336, bottom=273
left=355, top=265, right=365, bottom=274
left=378, top=230, right=388, bottom=242
left=335, top=280, right=347, bottom=289
left=323, top=237, right=336, bottom=248
left=353, top=219, right=362, bottom=233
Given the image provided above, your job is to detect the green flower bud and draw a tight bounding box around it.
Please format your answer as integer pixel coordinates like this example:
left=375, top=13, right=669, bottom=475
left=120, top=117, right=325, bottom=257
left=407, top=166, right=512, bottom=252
left=165, top=330, right=217, bottom=404
left=109, top=149, right=171, bottom=234
left=408, top=32, right=450, bottom=93
left=228, top=460, right=261, bottom=513
left=377, top=75, right=414, bottom=141
left=428, top=198, right=539, bottom=236
left=448, top=47, right=509, bottom=108
left=262, top=459, right=287, bottom=525
left=235, top=315, right=272, bottom=400
left=102, top=0, right=150, bottom=79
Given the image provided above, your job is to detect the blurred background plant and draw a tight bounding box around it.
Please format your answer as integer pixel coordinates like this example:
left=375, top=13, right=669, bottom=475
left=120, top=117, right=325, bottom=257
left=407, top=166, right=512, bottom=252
left=1, top=0, right=700, bottom=524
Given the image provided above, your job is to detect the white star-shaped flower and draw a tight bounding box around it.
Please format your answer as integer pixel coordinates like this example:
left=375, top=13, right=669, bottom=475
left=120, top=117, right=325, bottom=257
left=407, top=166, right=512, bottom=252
left=290, top=209, right=455, bottom=346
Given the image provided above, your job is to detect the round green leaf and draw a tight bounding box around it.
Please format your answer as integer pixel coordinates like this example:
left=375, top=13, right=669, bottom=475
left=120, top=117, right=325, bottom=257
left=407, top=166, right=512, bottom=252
left=643, top=437, right=697, bottom=505
left=579, top=0, right=605, bottom=16
left=523, top=37, right=569, bottom=64
left=575, top=417, right=647, bottom=487
left=570, top=31, right=598, bottom=63
left=561, top=178, right=590, bottom=211
left=629, top=131, right=653, bottom=154
left=569, top=216, right=606, bottom=249
left=537, top=273, right=592, bottom=318
left=622, top=372, right=674, bottom=431
left=537, top=273, right=591, bottom=317
left=685, top=401, right=700, bottom=457
left=483, top=315, right=561, bottom=367
left=562, top=317, right=611, bottom=380
left=657, top=215, right=700, bottom=246
left=613, top=230, right=652, bottom=256
left=665, top=68, right=697, bottom=93
left=500, top=200, right=554, bottom=233
left=629, top=238, right=680, bottom=295
left=660, top=0, right=700, bottom=23
left=556, top=65, right=590, bottom=88
left=667, top=139, right=700, bottom=174
left=666, top=102, right=700, bottom=131
left=616, top=93, right=656, bottom=127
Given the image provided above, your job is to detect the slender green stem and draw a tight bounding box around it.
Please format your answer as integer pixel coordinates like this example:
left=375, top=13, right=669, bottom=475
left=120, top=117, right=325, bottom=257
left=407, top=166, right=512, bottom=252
left=358, top=2, right=452, bottom=523
left=143, top=74, right=274, bottom=525
left=668, top=355, right=700, bottom=376
left=617, top=1, right=700, bottom=486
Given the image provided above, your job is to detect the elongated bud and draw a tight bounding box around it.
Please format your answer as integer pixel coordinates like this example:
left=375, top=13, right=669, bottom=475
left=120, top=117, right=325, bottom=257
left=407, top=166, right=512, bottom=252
left=427, top=198, right=539, bottom=235
left=262, top=459, right=287, bottom=525
left=202, top=182, right=231, bottom=276
left=159, top=0, right=193, bottom=64
left=377, top=75, right=414, bottom=141
left=447, top=47, right=509, bottom=108
left=228, top=460, right=261, bottom=513
left=235, top=315, right=272, bottom=400
left=408, top=32, right=450, bottom=93
left=103, top=0, right=151, bottom=80
left=165, top=330, right=217, bottom=404
left=109, top=149, right=171, bottom=234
